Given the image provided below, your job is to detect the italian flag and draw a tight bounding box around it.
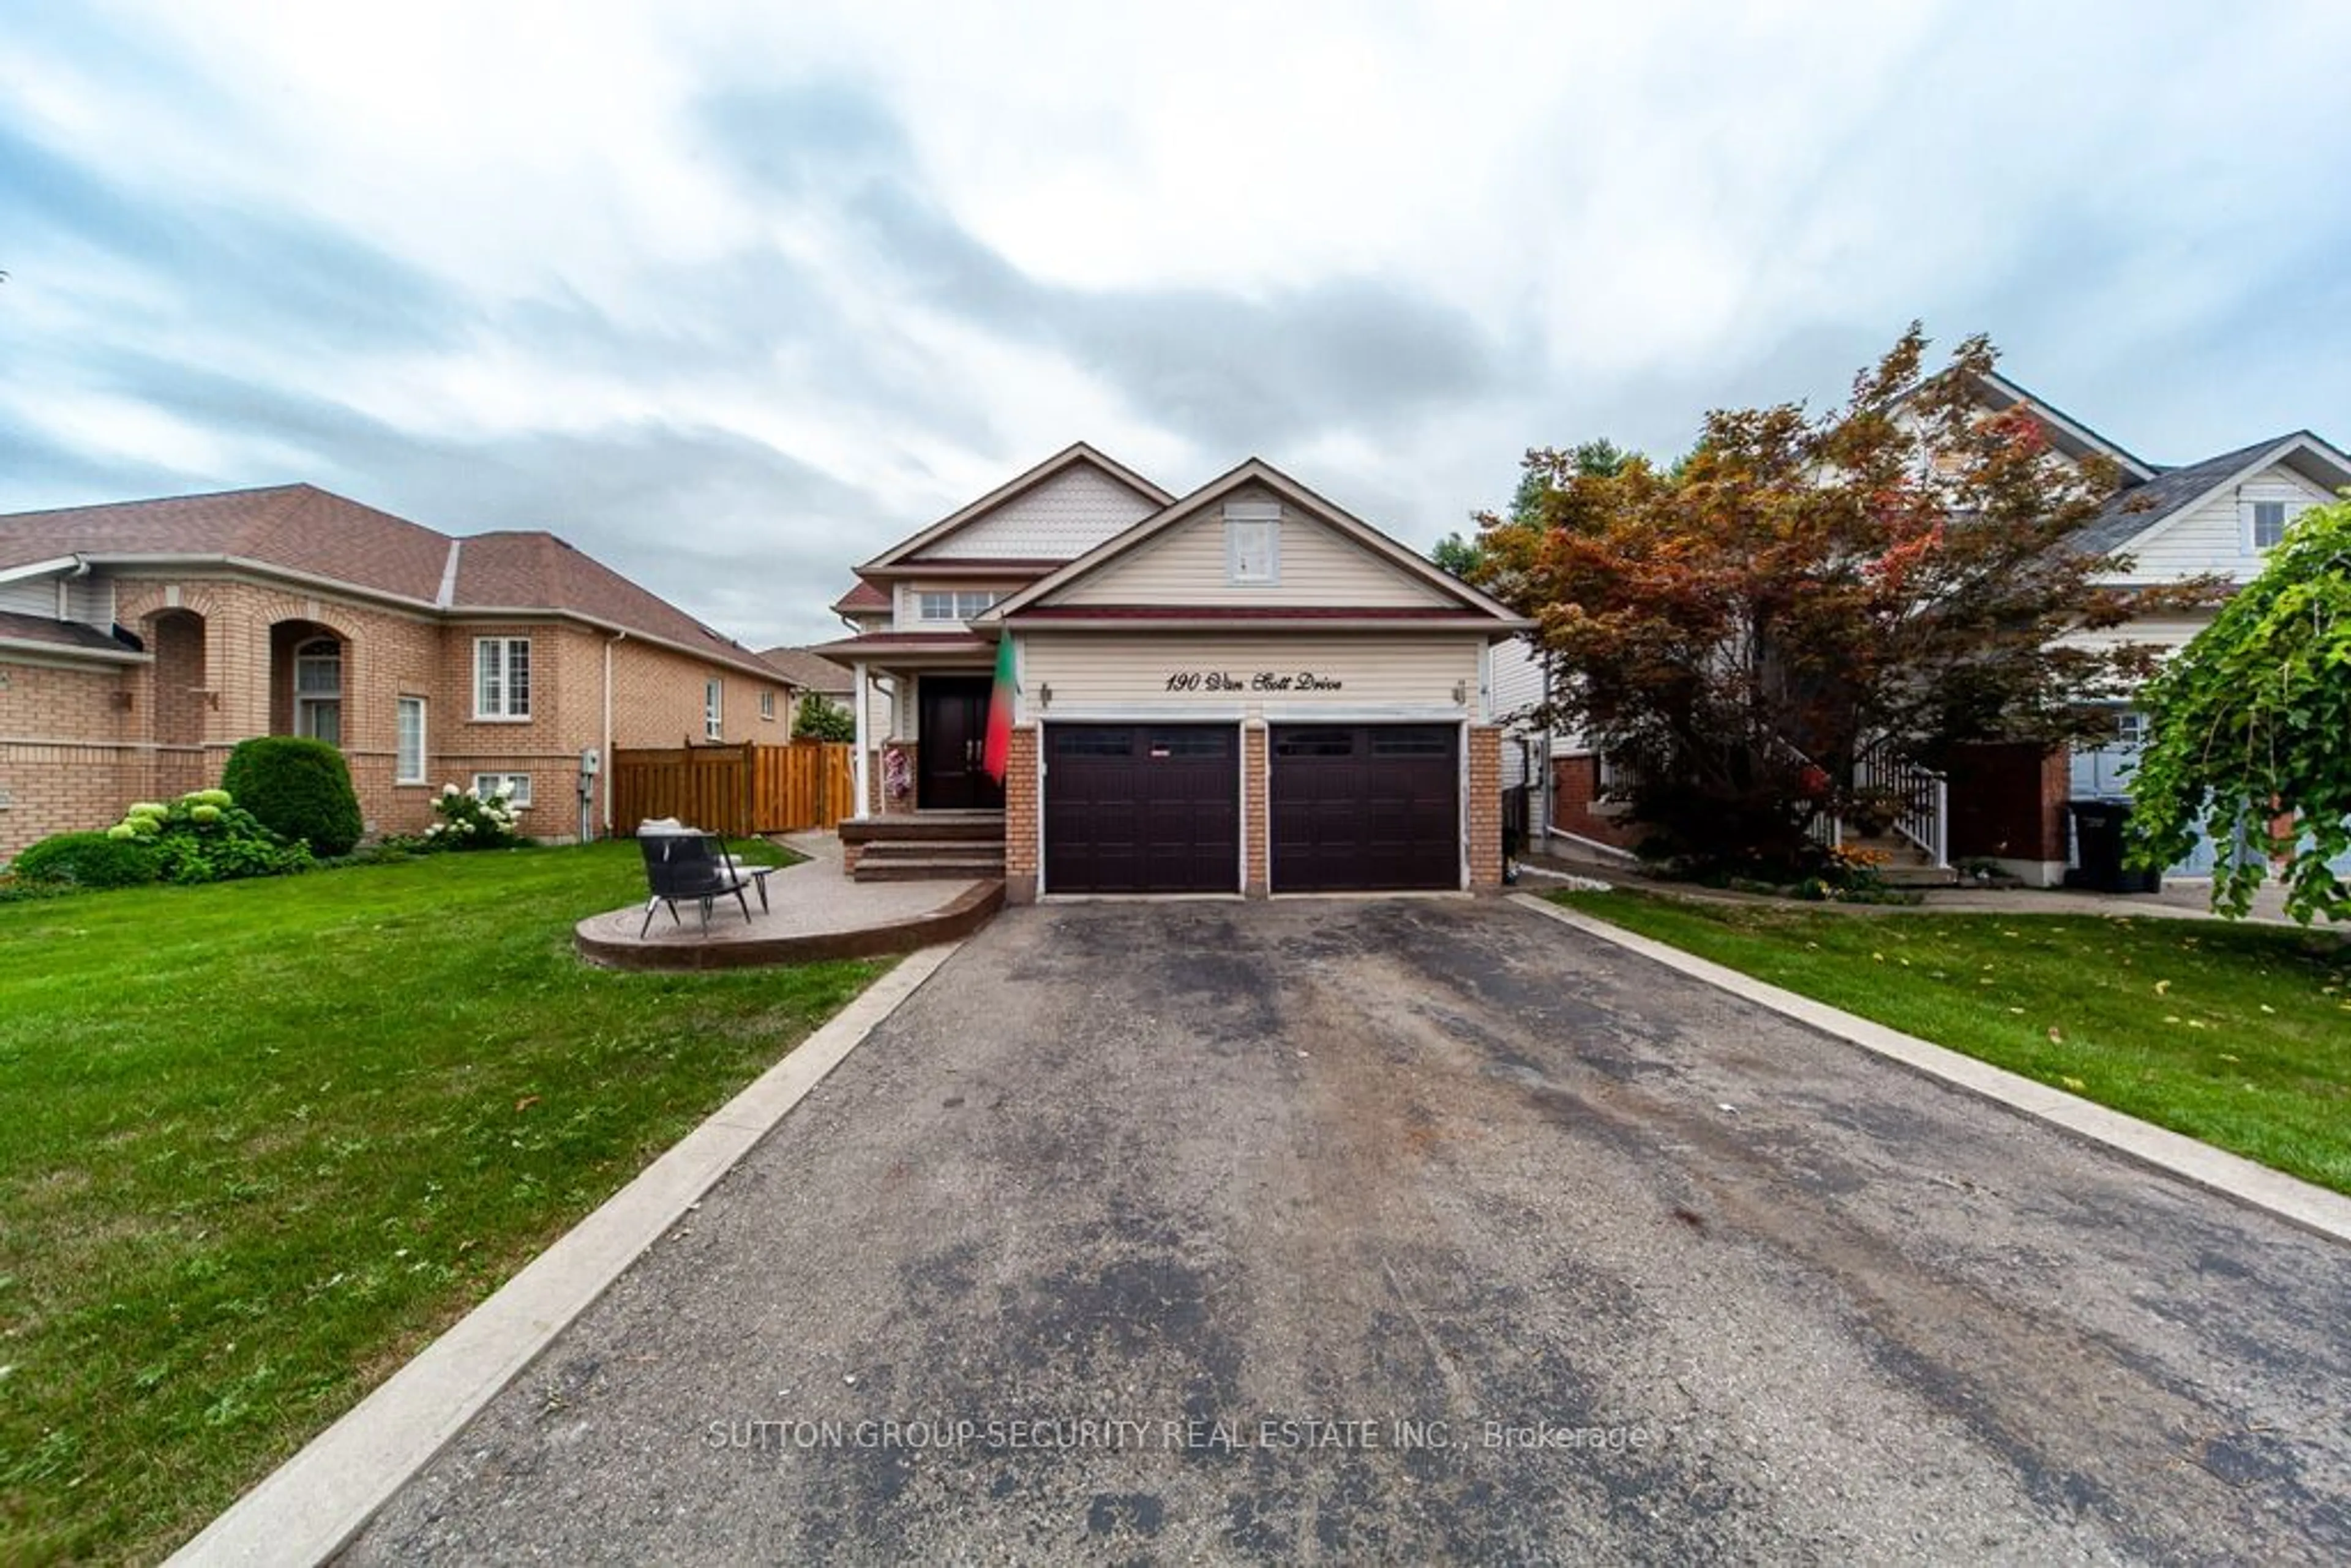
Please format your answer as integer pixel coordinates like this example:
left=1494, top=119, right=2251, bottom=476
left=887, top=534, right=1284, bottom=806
left=982, top=634, right=1014, bottom=782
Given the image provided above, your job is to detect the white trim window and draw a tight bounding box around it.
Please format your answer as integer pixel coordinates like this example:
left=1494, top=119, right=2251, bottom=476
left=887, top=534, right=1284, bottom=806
left=705, top=678, right=724, bottom=740
left=395, top=696, right=427, bottom=784
left=471, top=772, right=532, bottom=807
left=917, top=589, right=1000, bottom=623
left=294, top=637, right=342, bottom=745
left=1224, top=503, right=1281, bottom=584
left=473, top=637, right=532, bottom=719
left=759, top=689, right=776, bottom=721
left=2241, top=486, right=2308, bottom=553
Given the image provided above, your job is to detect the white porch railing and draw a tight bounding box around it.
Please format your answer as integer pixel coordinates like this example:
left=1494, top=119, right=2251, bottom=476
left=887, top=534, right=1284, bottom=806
left=1853, top=743, right=1949, bottom=866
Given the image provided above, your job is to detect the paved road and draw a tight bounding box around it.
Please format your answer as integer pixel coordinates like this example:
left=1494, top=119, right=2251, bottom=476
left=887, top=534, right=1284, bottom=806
left=345, top=900, right=2351, bottom=1563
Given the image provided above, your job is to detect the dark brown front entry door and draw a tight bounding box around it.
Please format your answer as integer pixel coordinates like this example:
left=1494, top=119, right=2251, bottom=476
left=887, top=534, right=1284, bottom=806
left=1044, top=724, right=1239, bottom=893
left=1270, top=724, right=1460, bottom=891
left=917, top=675, right=1004, bottom=811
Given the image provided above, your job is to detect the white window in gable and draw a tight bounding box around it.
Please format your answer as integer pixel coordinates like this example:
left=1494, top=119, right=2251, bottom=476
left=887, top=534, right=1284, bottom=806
left=2241, top=486, right=2307, bottom=553
left=1225, top=502, right=1281, bottom=584
left=474, top=637, right=531, bottom=719
left=759, top=689, right=776, bottom=721
left=917, top=590, right=1000, bottom=622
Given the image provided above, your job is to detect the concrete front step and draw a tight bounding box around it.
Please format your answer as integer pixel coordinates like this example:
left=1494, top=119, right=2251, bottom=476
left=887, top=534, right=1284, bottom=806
left=839, top=813, right=1007, bottom=846
left=1877, top=864, right=1960, bottom=887
left=855, top=857, right=1007, bottom=883
left=858, top=839, right=1008, bottom=862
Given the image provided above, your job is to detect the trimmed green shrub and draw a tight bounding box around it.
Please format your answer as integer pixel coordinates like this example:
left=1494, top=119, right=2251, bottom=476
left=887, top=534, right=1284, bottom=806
left=220, top=737, right=363, bottom=857
left=9, top=830, right=162, bottom=890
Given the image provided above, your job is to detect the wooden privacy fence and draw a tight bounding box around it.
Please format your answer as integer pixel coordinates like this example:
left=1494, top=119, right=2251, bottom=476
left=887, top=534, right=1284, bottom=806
left=611, top=740, right=855, bottom=837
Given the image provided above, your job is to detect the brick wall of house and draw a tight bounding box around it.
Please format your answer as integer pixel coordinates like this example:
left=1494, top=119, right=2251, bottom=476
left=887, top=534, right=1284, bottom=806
left=1, top=574, right=785, bottom=857
left=1003, top=726, right=1039, bottom=903
left=1243, top=724, right=1269, bottom=897
left=0, top=658, right=138, bottom=857
left=1550, top=754, right=1645, bottom=852
left=1944, top=742, right=2069, bottom=866
left=1467, top=724, right=1503, bottom=890
left=866, top=741, right=918, bottom=815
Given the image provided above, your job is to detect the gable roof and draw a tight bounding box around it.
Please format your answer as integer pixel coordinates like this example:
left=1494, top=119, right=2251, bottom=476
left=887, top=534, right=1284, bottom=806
left=983, top=458, right=1531, bottom=631
left=2077, top=432, right=2351, bottom=557
left=756, top=645, right=854, bottom=694
left=859, top=443, right=1172, bottom=572
left=1964, top=369, right=2159, bottom=482
left=0, top=483, right=781, bottom=681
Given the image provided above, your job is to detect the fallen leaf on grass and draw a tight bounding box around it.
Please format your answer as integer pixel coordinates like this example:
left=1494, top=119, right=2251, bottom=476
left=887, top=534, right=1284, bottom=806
left=2060, top=1076, right=2088, bottom=1092
left=514, top=1095, right=541, bottom=1112
left=2048, top=1027, right=2064, bottom=1043
left=2154, top=980, right=2172, bottom=996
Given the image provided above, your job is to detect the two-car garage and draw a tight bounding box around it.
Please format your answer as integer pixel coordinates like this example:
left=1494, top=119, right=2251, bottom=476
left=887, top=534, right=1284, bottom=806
left=1041, top=721, right=1462, bottom=895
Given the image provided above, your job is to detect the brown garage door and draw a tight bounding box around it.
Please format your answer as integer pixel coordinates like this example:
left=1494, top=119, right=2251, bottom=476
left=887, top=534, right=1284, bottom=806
left=1270, top=724, right=1460, bottom=892
left=1044, top=724, right=1239, bottom=894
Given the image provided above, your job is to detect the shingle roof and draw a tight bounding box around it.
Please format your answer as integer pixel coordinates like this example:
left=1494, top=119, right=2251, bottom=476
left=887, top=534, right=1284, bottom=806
left=0, top=484, right=452, bottom=599
left=2074, top=435, right=2298, bottom=556
left=0, top=609, right=142, bottom=655
left=830, top=580, right=890, bottom=613
left=0, top=484, right=778, bottom=680
left=756, top=646, right=855, bottom=694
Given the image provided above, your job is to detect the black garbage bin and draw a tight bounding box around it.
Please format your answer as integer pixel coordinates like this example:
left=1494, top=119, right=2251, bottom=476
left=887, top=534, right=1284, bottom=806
left=2064, top=798, right=2161, bottom=893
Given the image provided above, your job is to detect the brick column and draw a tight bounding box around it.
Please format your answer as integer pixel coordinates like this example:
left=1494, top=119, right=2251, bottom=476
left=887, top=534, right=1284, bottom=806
left=1003, top=726, right=1039, bottom=904
left=1243, top=722, right=1269, bottom=898
left=1468, top=724, right=1503, bottom=891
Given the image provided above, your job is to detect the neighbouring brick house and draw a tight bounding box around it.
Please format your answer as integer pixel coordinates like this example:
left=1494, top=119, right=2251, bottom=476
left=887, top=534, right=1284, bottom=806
left=0, top=484, right=795, bottom=858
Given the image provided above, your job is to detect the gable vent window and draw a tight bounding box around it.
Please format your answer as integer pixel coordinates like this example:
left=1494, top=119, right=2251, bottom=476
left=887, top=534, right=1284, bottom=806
left=2251, top=500, right=2289, bottom=550
left=2242, top=487, right=2306, bottom=553
left=1225, top=503, right=1281, bottom=585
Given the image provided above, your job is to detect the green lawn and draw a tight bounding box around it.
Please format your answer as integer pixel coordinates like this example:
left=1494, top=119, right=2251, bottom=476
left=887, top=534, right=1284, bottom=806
left=1551, top=890, right=2351, bottom=1196
left=0, top=841, right=885, bottom=1565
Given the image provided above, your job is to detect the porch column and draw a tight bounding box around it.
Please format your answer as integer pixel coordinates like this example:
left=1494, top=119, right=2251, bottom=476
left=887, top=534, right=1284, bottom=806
left=851, top=661, right=871, bottom=822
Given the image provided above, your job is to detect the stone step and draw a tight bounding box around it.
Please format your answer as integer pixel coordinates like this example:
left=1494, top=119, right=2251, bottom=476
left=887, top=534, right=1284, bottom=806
left=1877, top=864, right=1960, bottom=887
left=858, top=838, right=1008, bottom=861
left=854, top=856, right=1007, bottom=883
left=839, top=814, right=1007, bottom=846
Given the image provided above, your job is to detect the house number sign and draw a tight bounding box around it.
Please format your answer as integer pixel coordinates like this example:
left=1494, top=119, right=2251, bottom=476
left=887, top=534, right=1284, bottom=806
left=1163, top=670, right=1344, bottom=692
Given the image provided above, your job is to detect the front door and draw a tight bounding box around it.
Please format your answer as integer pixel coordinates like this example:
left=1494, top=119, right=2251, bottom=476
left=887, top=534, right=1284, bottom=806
left=917, top=675, right=1003, bottom=811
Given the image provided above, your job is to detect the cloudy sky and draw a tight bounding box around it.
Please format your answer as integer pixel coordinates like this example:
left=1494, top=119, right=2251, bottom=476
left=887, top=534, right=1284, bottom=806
left=4, top=1, right=2347, bottom=648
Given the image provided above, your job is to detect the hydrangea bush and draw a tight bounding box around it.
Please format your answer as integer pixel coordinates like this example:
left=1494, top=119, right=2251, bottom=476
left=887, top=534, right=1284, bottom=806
left=424, top=782, right=528, bottom=850
left=103, top=788, right=313, bottom=884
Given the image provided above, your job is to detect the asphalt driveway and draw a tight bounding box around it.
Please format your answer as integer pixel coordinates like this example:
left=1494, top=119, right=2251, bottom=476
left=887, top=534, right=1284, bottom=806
left=344, top=899, right=2351, bottom=1563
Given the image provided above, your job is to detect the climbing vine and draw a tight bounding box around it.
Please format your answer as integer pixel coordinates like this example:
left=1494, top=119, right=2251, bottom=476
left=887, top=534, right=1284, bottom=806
left=2130, top=497, right=2351, bottom=923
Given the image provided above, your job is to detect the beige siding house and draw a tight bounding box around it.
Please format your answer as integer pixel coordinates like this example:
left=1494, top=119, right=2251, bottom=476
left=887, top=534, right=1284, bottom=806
left=817, top=445, right=1529, bottom=901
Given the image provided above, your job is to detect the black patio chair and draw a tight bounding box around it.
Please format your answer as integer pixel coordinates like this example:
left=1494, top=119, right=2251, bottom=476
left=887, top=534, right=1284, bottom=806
left=638, top=831, right=755, bottom=936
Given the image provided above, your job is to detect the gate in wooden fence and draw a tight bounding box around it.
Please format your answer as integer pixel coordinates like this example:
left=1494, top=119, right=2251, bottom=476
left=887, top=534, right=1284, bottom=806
left=610, top=740, right=855, bottom=837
